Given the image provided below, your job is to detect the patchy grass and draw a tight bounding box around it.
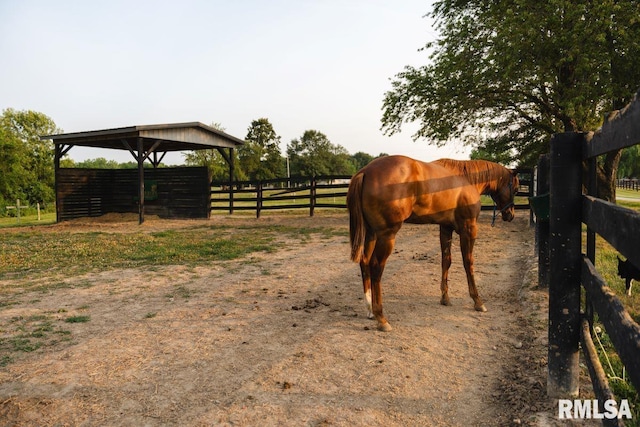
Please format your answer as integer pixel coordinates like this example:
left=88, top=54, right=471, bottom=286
left=64, top=315, right=91, bottom=323
left=0, top=314, right=72, bottom=366
left=0, top=224, right=336, bottom=281
left=0, top=216, right=344, bottom=367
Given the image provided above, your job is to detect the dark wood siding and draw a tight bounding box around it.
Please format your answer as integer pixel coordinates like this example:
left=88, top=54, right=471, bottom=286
left=57, top=167, right=210, bottom=221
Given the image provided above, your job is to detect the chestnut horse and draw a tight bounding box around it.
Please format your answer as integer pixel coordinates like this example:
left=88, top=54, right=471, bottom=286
left=347, top=155, right=518, bottom=331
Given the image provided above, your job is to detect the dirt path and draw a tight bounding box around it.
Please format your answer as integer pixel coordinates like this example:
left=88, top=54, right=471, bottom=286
left=0, top=212, right=555, bottom=426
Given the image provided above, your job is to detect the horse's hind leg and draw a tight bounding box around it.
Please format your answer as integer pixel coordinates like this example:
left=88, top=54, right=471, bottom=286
left=439, top=225, right=453, bottom=306
left=359, top=230, right=377, bottom=319
left=460, top=221, right=486, bottom=312
left=370, top=230, right=397, bottom=332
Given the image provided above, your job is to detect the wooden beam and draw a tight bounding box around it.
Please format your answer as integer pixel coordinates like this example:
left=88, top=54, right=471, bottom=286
left=141, top=140, right=162, bottom=162
left=584, top=88, right=640, bottom=158
left=122, top=139, right=139, bottom=161
left=582, top=195, right=640, bottom=269
left=216, top=147, right=230, bottom=164
left=152, top=151, right=167, bottom=168
left=582, top=256, right=640, bottom=392
left=58, top=144, right=73, bottom=157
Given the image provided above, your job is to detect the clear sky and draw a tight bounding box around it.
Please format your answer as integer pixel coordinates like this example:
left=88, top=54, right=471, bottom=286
left=0, top=0, right=470, bottom=164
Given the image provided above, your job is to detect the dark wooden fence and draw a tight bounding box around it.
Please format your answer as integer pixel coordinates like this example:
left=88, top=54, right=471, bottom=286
left=211, top=169, right=533, bottom=218
left=545, top=90, right=640, bottom=423
left=211, top=175, right=351, bottom=217
left=57, top=167, right=210, bottom=221
left=617, top=178, right=640, bottom=191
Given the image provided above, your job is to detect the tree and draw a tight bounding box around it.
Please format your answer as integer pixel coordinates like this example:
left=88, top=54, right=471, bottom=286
left=0, top=108, right=61, bottom=207
left=287, top=130, right=355, bottom=176
left=0, top=125, right=23, bottom=209
left=381, top=0, right=640, bottom=200
left=350, top=152, right=375, bottom=171
left=618, top=145, right=640, bottom=178
left=239, top=118, right=284, bottom=180
left=74, top=158, right=123, bottom=169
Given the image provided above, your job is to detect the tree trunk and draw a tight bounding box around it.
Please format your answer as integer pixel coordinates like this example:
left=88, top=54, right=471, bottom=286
left=596, top=150, right=621, bottom=202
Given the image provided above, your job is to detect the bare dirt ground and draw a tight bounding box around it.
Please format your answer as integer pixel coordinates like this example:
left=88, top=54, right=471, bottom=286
left=0, top=212, right=582, bottom=426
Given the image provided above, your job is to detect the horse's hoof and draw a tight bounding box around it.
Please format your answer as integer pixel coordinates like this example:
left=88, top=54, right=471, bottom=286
left=377, top=322, right=393, bottom=332
left=440, top=298, right=452, bottom=306
left=475, top=304, right=487, bottom=312
left=367, top=312, right=375, bottom=320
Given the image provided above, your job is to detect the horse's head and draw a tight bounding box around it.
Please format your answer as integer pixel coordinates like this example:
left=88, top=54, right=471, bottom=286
left=492, top=172, right=518, bottom=222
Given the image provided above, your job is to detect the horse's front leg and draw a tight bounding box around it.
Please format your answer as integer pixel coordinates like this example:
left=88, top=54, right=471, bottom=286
left=460, top=221, right=486, bottom=312
left=439, top=225, right=453, bottom=306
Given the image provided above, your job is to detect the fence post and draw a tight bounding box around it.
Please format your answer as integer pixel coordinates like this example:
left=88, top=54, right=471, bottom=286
left=536, top=154, right=550, bottom=288
left=547, top=132, right=583, bottom=398
left=256, top=181, right=262, bottom=219
left=310, top=176, right=316, bottom=217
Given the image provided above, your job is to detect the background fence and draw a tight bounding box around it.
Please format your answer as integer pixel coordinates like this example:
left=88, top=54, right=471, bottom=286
left=211, top=175, right=351, bottom=218
left=618, top=178, right=640, bottom=191
left=211, top=168, right=533, bottom=218
left=545, top=89, right=640, bottom=425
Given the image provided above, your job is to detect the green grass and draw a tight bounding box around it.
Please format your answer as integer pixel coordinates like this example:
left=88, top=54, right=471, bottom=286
left=0, top=212, right=56, bottom=228
left=617, top=188, right=640, bottom=200
left=0, top=222, right=340, bottom=282
left=0, top=314, right=72, bottom=365
left=65, top=315, right=90, bottom=323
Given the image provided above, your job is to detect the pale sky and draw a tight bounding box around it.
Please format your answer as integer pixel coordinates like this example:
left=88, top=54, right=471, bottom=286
left=0, top=0, right=470, bottom=164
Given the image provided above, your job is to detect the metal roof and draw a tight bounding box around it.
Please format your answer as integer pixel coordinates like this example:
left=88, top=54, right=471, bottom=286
left=43, top=122, right=244, bottom=152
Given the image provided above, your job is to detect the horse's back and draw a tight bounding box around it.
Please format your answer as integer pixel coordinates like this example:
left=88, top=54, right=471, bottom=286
left=356, top=155, right=480, bottom=228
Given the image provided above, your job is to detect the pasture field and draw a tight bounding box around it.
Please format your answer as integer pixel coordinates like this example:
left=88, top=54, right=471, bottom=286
left=0, top=211, right=568, bottom=426
left=2, top=206, right=639, bottom=425
left=617, top=188, right=640, bottom=200
left=0, top=212, right=56, bottom=228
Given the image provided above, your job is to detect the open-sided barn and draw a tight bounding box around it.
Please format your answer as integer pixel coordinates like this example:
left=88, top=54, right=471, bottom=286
left=43, top=122, right=244, bottom=223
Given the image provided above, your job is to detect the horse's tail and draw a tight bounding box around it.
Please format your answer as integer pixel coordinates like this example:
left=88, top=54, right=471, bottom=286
left=347, top=172, right=366, bottom=263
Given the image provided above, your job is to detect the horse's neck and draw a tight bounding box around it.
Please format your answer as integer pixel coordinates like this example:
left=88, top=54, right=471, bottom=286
left=435, top=159, right=506, bottom=195
left=472, top=181, right=495, bottom=196
left=465, top=164, right=505, bottom=196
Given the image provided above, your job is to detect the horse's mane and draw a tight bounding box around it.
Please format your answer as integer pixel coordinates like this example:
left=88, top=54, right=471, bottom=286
left=434, top=159, right=508, bottom=185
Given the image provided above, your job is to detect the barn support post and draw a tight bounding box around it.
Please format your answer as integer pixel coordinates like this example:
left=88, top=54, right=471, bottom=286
left=536, top=154, right=550, bottom=288
left=137, top=137, right=145, bottom=225
left=229, top=148, right=235, bottom=214
left=53, top=143, right=72, bottom=223
left=547, top=132, right=583, bottom=398
left=54, top=144, right=62, bottom=223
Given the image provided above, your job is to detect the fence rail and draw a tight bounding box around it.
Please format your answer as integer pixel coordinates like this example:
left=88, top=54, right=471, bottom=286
left=545, top=88, right=640, bottom=422
left=211, top=169, right=534, bottom=218
left=211, top=175, right=351, bottom=217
